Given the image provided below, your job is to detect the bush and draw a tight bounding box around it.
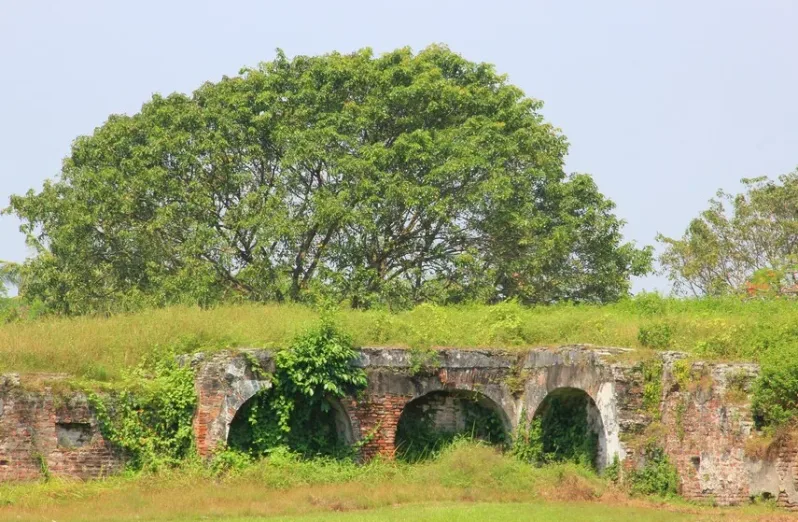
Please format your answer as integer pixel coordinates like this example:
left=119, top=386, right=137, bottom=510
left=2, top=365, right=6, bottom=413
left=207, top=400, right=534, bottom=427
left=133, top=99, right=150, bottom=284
left=512, top=392, right=599, bottom=470
left=642, top=358, right=664, bottom=415
left=512, top=414, right=545, bottom=465
left=627, top=444, right=679, bottom=497
left=637, top=322, right=673, bottom=349
left=227, top=316, right=367, bottom=458
left=89, top=346, right=197, bottom=471
left=752, top=348, right=798, bottom=429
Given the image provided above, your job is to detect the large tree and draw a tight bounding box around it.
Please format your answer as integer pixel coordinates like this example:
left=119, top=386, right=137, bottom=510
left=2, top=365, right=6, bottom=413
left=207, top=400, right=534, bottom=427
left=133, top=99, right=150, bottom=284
left=657, top=171, right=798, bottom=296
left=7, top=46, right=651, bottom=314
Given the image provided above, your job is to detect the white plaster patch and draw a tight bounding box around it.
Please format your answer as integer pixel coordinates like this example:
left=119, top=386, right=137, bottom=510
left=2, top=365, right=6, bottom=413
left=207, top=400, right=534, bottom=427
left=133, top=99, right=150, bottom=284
left=595, top=381, right=623, bottom=468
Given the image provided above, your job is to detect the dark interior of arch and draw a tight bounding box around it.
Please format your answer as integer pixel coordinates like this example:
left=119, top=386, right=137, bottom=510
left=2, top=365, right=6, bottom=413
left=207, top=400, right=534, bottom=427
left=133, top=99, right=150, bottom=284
left=227, top=389, right=353, bottom=458
left=395, top=390, right=509, bottom=462
left=532, top=387, right=603, bottom=469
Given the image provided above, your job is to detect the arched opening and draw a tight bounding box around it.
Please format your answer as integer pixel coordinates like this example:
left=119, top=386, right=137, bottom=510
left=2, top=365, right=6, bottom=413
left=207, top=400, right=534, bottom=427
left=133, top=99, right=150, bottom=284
left=395, top=389, right=510, bottom=462
left=531, top=387, right=606, bottom=470
left=227, top=390, right=354, bottom=458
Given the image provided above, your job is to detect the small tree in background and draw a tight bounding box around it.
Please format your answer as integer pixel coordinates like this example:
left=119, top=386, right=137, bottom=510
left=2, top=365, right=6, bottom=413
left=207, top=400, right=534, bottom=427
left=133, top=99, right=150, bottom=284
left=657, top=171, right=798, bottom=297
left=7, top=45, right=651, bottom=314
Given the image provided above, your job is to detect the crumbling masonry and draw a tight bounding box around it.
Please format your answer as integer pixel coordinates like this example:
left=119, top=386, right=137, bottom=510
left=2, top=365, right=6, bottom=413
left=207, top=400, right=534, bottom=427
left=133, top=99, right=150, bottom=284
left=0, top=346, right=796, bottom=507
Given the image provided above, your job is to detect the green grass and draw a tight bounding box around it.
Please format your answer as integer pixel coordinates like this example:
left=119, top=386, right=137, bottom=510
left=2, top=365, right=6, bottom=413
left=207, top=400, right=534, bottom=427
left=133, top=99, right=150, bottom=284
left=124, top=503, right=735, bottom=522
left=264, top=503, right=727, bottom=522
left=1, top=295, right=798, bottom=379
left=0, top=443, right=782, bottom=522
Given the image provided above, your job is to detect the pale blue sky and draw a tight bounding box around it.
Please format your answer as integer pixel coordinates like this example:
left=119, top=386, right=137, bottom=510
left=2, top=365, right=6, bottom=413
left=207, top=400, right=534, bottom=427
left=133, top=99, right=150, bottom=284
left=1, top=0, right=797, bottom=292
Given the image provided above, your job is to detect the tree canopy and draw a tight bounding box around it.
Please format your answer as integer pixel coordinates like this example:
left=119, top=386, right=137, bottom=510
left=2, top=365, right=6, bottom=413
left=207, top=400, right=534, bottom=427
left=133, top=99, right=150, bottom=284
left=657, top=171, right=798, bottom=297
left=7, top=45, right=651, bottom=314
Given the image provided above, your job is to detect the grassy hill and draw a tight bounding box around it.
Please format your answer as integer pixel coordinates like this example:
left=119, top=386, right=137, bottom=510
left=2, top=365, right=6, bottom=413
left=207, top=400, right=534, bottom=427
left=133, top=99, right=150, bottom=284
left=0, top=295, right=797, bottom=380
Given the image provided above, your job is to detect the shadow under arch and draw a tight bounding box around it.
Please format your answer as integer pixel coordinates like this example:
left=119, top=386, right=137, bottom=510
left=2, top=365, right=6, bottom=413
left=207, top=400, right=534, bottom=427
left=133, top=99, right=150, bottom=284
left=226, top=391, right=355, bottom=456
left=532, top=387, right=607, bottom=470
left=394, top=389, right=511, bottom=462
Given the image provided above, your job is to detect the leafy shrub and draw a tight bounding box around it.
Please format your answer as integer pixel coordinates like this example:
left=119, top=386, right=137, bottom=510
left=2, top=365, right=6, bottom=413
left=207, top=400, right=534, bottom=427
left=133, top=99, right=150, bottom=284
left=626, top=292, right=670, bottom=316
left=228, top=316, right=367, bottom=458
left=637, top=321, right=673, bottom=349
left=209, top=448, right=253, bottom=475
left=603, top=453, right=621, bottom=483
left=627, top=444, right=679, bottom=497
left=512, top=413, right=545, bottom=465
left=513, top=392, right=599, bottom=469
left=671, top=359, right=691, bottom=390
left=90, top=347, right=197, bottom=471
left=486, top=300, right=525, bottom=344
left=724, top=368, right=749, bottom=403
left=752, top=348, right=798, bottom=429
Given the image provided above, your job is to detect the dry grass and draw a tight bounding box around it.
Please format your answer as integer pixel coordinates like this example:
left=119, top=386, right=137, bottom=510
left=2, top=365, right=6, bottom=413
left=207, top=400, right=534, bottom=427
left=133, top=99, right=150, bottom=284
left=0, top=443, right=790, bottom=522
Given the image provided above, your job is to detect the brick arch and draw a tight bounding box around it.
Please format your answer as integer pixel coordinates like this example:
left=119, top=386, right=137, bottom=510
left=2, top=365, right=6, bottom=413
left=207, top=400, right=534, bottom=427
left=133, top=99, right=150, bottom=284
left=195, top=378, right=271, bottom=455
left=531, top=386, right=607, bottom=469
left=192, top=351, right=276, bottom=456
left=226, top=388, right=357, bottom=450
left=394, top=388, right=513, bottom=454
left=345, top=371, right=519, bottom=460
left=524, top=381, right=621, bottom=470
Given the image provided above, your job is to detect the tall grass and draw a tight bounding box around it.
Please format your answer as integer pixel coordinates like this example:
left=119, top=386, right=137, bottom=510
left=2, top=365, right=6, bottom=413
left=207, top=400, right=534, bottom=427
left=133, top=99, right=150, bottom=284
left=0, top=442, right=778, bottom=522
left=1, top=295, right=797, bottom=379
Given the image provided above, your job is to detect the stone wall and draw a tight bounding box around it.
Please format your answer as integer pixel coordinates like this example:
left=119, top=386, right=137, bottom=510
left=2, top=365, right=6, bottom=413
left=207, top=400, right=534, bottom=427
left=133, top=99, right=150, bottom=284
left=651, top=356, right=798, bottom=507
left=0, top=375, right=121, bottom=481
left=0, top=345, right=796, bottom=509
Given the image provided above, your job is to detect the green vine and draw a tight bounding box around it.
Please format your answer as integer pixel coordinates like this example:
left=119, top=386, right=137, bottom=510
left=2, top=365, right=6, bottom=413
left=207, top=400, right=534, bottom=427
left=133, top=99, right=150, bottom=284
left=228, top=316, right=367, bottom=458
left=88, top=347, right=197, bottom=471
left=642, top=358, right=664, bottom=416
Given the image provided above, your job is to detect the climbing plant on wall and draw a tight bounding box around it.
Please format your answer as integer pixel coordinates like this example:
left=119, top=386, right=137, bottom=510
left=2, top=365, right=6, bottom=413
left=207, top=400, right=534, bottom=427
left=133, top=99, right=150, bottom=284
left=89, top=348, right=197, bottom=471
left=228, top=316, right=367, bottom=457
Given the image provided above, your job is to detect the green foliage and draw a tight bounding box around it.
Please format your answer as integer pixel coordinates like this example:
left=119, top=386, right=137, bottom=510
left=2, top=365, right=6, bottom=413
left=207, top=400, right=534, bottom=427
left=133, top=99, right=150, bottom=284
left=7, top=46, right=651, bottom=315
left=227, top=317, right=366, bottom=457
left=514, top=392, right=599, bottom=469
left=395, top=392, right=507, bottom=463
left=603, top=453, right=621, bottom=483
left=637, top=321, right=673, bottom=349
left=626, top=444, right=680, bottom=497
left=0, top=262, right=21, bottom=299
left=512, top=414, right=545, bottom=465
left=752, top=347, right=798, bottom=429
left=89, top=347, right=197, bottom=471
left=208, top=448, right=253, bottom=475
left=658, top=171, right=798, bottom=297
left=642, top=359, right=664, bottom=415
left=671, top=359, right=691, bottom=391
left=32, top=452, right=50, bottom=482
left=408, top=346, right=440, bottom=375
left=486, top=300, right=525, bottom=344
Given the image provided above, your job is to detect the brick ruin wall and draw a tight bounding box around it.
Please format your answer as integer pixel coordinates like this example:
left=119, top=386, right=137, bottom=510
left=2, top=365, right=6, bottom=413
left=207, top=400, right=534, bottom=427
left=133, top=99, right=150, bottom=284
left=0, top=347, right=797, bottom=509
left=0, top=375, right=121, bottom=481
left=613, top=354, right=798, bottom=507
